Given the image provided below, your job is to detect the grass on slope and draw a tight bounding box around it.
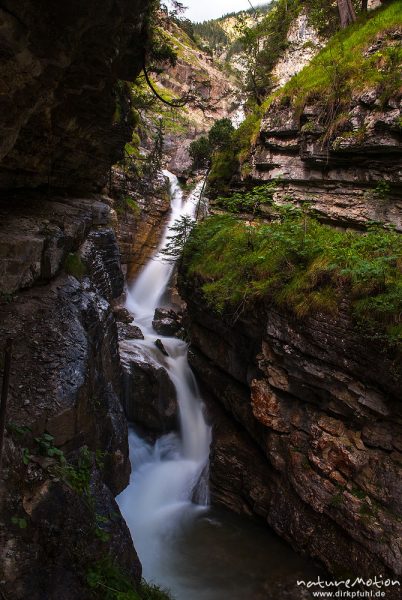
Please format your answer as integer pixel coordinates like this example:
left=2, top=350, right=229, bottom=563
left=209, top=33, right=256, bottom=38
left=279, top=0, right=402, bottom=111
left=207, top=2, right=402, bottom=195
left=87, top=559, right=174, bottom=600
left=183, top=211, right=402, bottom=346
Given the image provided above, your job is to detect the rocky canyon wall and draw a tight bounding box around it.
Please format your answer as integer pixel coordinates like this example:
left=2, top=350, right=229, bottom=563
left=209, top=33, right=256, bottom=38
left=0, top=1, right=156, bottom=596
left=180, top=276, right=402, bottom=590
left=0, top=194, right=142, bottom=598
left=180, top=3, right=402, bottom=592
left=249, top=25, right=402, bottom=230
left=252, top=89, right=401, bottom=230
left=111, top=171, right=172, bottom=280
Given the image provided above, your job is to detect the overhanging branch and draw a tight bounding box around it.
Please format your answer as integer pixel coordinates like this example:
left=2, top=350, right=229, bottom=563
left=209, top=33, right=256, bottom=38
left=143, top=64, right=190, bottom=107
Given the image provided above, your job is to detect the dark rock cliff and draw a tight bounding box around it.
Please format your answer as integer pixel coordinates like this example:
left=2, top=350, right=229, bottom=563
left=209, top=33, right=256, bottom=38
left=180, top=276, right=402, bottom=589
left=0, top=197, right=141, bottom=598
left=0, top=0, right=151, bottom=191
left=0, top=1, right=155, bottom=594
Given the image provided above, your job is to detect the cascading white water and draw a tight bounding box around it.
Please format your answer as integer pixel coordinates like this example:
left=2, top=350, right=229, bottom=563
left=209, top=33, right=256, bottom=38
left=125, top=173, right=200, bottom=327
left=117, top=172, right=211, bottom=588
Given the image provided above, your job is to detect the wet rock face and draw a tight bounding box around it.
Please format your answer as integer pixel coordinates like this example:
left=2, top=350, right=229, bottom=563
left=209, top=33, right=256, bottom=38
left=114, top=306, right=145, bottom=340
left=0, top=198, right=140, bottom=597
left=120, top=340, right=178, bottom=434
left=82, top=228, right=125, bottom=300
left=252, top=87, right=402, bottom=230
left=181, top=279, right=402, bottom=584
left=0, top=193, right=116, bottom=294
left=0, top=0, right=151, bottom=191
left=113, top=172, right=171, bottom=279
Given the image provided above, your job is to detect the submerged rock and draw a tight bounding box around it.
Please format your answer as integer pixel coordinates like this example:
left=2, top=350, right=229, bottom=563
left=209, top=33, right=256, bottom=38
left=155, top=338, right=170, bottom=356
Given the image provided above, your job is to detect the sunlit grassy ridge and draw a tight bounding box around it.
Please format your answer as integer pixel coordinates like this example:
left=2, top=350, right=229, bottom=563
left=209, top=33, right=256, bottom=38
left=207, top=1, right=402, bottom=197
left=183, top=209, right=402, bottom=346
left=277, top=0, right=402, bottom=110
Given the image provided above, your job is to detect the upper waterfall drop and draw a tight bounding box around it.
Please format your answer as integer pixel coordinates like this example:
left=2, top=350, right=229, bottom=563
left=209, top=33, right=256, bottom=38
left=117, top=171, right=323, bottom=600
left=125, top=171, right=202, bottom=326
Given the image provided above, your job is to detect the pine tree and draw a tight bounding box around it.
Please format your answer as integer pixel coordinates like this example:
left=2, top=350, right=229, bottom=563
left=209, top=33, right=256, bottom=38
left=161, top=216, right=195, bottom=263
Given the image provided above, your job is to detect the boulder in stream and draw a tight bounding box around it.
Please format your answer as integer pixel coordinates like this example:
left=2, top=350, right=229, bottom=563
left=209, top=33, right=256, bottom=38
left=113, top=306, right=133, bottom=324
left=155, top=338, right=169, bottom=356
left=117, top=322, right=144, bottom=341
left=152, top=307, right=182, bottom=337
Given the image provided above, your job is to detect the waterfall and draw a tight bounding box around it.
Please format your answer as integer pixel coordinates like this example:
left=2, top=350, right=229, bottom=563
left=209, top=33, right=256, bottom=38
left=117, top=173, right=323, bottom=600
left=117, top=172, right=211, bottom=586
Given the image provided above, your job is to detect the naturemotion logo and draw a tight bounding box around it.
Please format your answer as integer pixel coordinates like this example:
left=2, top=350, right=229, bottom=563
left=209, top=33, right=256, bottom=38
left=297, top=576, right=401, bottom=598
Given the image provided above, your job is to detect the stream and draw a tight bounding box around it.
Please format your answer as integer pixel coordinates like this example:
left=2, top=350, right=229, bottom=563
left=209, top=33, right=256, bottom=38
left=117, top=172, right=321, bottom=599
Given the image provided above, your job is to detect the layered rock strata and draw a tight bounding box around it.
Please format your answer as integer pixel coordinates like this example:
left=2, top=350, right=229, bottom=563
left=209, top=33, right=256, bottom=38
left=252, top=88, right=402, bottom=229
left=181, top=278, right=402, bottom=589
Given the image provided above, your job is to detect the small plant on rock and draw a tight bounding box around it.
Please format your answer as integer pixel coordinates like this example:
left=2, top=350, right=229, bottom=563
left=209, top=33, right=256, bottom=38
left=34, top=432, right=65, bottom=460
left=64, top=252, right=87, bottom=280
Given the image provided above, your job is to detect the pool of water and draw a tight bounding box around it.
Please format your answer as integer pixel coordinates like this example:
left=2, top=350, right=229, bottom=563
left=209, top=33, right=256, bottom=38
left=145, top=505, right=322, bottom=600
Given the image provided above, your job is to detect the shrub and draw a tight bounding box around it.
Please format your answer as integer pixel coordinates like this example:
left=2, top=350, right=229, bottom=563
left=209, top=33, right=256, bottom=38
left=189, top=136, right=211, bottom=169
left=213, top=183, right=277, bottom=214
left=115, top=196, right=141, bottom=217
left=208, top=118, right=235, bottom=150
left=207, top=148, right=239, bottom=197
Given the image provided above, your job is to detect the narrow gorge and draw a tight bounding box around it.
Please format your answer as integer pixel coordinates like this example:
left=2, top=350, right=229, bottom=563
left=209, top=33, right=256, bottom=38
left=0, top=1, right=401, bottom=600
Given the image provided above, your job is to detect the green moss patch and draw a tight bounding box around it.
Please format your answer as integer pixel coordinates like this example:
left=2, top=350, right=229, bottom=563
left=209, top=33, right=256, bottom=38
left=182, top=207, right=402, bottom=346
left=64, top=253, right=87, bottom=280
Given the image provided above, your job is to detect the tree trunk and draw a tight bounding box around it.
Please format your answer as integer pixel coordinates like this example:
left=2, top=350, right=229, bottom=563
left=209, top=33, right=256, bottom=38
left=337, top=0, right=357, bottom=28
left=361, top=0, right=368, bottom=11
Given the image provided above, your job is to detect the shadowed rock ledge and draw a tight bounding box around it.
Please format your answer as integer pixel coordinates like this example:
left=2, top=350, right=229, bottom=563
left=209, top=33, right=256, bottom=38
left=0, top=0, right=151, bottom=191
left=0, top=197, right=141, bottom=598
